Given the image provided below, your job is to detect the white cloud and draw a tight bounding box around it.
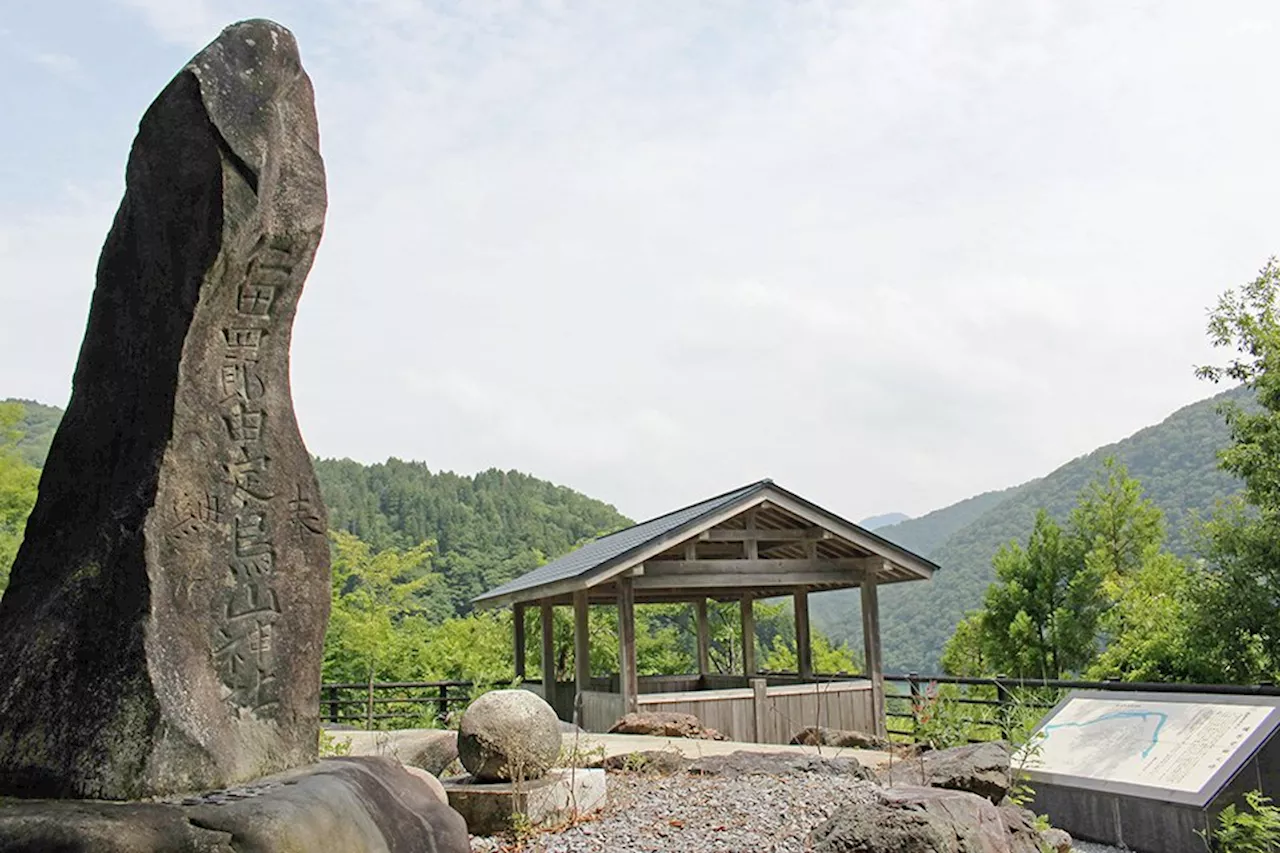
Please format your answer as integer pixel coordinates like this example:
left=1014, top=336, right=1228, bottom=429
left=5, top=0, right=1275, bottom=523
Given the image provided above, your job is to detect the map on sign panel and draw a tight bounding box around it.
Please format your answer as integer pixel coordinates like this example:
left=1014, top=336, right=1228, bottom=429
left=1021, top=697, right=1273, bottom=793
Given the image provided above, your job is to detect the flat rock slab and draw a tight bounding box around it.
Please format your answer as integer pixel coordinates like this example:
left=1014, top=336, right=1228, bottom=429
left=442, top=768, right=606, bottom=837
left=330, top=728, right=459, bottom=776
left=688, top=750, right=875, bottom=780
left=0, top=757, right=468, bottom=853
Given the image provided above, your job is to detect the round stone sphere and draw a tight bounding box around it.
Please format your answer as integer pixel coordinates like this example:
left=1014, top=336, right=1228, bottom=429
left=457, top=689, right=562, bottom=782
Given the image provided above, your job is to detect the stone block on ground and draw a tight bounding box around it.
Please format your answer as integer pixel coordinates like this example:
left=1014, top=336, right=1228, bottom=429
left=458, top=690, right=562, bottom=782
left=600, top=750, right=690, bottom=774
left=331, top=728, right=459, bottom=776
left=442, top=768, right=606, bottom=837
left=0, top=17, right=330, bottom=800
left=607, top=712, right=728, bottom=740
left=790, top=725, right=894, bottom=751
left=878, top=741, right=1013, bottom=804
left=0, top=757, right=468, bottom=853
left=688, top=750, right=875, bottom=780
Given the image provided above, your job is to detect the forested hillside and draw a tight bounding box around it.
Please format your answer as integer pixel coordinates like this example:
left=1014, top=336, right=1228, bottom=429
left=813, top=386, right=1247, bottom=673
left=8, top=387, right=1247, bottom=677
left=314, top=458, right=631, bottom=613
left=1, top=399, right=60, bottom=468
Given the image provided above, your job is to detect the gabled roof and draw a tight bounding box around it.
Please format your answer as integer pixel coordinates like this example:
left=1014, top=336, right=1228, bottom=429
left=473, top=479, right=939, bottom=609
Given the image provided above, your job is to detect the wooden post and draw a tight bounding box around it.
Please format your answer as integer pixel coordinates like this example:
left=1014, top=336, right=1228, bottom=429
left=740, top=593, right=756, bottom=677
left=618, top=575, right=639, bottom=714
left=540, top=601, right=555, bottom=708
left=794, top=587, right=812, bottom=681
left=751, top=677, right=768, bottom=743
left=861, top=573, right=887, bottom=737
left=695, top=598, right=710, bottom=680
left=574, top=590, right=590, bottom=724
left=513, top=603, right=527, bottom=681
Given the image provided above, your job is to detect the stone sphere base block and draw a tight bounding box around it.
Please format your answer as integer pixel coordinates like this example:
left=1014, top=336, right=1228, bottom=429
left=0, top=757, right=468, bottom=853
left=441, top=768, right=606, bottom=837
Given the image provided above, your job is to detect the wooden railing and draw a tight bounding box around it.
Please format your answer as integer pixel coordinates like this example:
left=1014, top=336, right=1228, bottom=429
left=320, top=680, right=473, bottom=730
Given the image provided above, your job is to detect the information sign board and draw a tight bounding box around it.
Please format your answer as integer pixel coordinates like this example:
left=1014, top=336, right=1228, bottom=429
left=1022, top=692, right=1279, bottom=805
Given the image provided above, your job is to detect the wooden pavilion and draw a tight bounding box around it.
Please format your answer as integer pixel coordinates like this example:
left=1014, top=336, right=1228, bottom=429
left=473, top=479, right=938, bottom=742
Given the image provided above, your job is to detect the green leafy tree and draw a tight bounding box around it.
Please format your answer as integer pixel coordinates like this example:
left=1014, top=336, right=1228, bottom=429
left=324, top=531, right=443, bottom=724
left=0, top=402, right=40, bottom=595
left=943, top=459, right=1190, bottom=680
left=1192, top=257, right=1280, bottom=681
left=759, top=632, right=862, bottom=674
left=1086, top=551, right=1197, bottom=681
left=978, top=510, right=1104, bottom=679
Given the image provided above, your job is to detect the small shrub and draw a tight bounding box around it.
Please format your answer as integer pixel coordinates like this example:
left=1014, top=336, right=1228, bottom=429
left=318, top=729, right=353, bottom=757
left=1201, top=790, right=1280, bottom=853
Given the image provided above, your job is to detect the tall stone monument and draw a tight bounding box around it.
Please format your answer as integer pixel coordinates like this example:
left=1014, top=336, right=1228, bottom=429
left=0, top=19, right=330, bottom=799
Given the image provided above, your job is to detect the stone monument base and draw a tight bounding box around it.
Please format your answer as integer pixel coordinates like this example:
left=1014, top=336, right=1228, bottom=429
left=0, top=757, right=468, bottom=853
left=442, top=768, right=607, bottom=836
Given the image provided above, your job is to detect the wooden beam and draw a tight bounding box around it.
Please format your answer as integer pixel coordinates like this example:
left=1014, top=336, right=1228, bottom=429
left=643, top=558, right=872, bottom=574
left=740, top=593, right=756, bottom=676
left=794, top=587, right=812, bottom=681
left=862, top=576, right=886, bottom=738
left=540, top=602, right=555, bottom=703
left=618, top=575, right=639, bottom=714
left=513, top=603, right=526, bottom=680
left=635, top=571, right=857, bottom=590
left=573, top=590, right=590, bottom=723
left=694, top=598, right=710, bottom=676
left=700, top=528, right=831, bottom=542
left=744, top=508, right=758, bottom=560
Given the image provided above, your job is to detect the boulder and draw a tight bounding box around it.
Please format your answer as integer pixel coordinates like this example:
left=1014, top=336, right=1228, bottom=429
left=812, top=786, right=1015, bottom=853
left=607, top=712, right=729, bottom=740
left=1040, top=827, right=1073, bottom=853
left=335, top=728, right=459, bottom=775
left=402, top=766, right=448, bottom=806
left=997, top=803, right=1052, bottom=853
left=457, top=690, right=561, bottom=782
left=791, top=725, right=894, bottom=751
left=688, top=750, right=876, bottom=780
left=0, top=18, right=330, bottom=799
left=878, top=741, right=1013, bottom=804
left=0, top=757, right=468, bottom=853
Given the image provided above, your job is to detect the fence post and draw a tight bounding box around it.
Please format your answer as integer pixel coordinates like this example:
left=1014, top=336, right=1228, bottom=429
left=325, top=685, right=339, bottom=724
left=751, top=677, right=768, bottom=743
left=995, top=675, right=1013, bottom=741
left=437, top=683, right=450, bottom=726
left=908, top=672, right=921, bottom=737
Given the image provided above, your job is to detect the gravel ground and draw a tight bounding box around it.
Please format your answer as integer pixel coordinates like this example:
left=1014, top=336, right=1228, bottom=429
left=1071, top=843, right=1126, bottom=853
left=470, top=770, right=880, bottom=853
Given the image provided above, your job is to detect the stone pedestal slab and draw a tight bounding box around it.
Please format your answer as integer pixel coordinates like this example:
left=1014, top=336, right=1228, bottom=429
left=442, top=768, right=606, bottom=837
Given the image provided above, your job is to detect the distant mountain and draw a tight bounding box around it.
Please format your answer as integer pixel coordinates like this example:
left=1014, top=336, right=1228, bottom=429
left=813, top=386, right=1247, bottom=673
left=2, top=399, right=61, bottom=468
left=859, top=512, right=910, bottom=530
left=314, top=457, right=632, bottom=614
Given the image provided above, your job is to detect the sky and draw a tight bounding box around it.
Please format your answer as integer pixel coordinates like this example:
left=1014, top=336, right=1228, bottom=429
left=1, top=0, right=1276, bottom=524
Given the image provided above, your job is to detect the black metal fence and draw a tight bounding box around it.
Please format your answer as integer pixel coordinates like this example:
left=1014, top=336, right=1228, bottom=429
left=884, top=672, right=1280, bottom=743
left=321, top=673, right=1280, bottom=737
left=320, top=680, right=473, bottom=730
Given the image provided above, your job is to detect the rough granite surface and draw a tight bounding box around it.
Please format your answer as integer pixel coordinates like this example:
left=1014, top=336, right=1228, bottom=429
left=0, top=18, right=330, bottom=799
